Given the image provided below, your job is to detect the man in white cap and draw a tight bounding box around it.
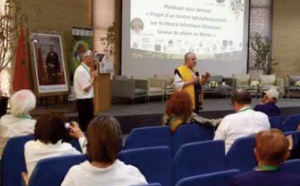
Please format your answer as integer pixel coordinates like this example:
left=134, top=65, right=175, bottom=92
left=74, top=49, right=98, bottom=131
left=254, top=88, right=281, bottom=117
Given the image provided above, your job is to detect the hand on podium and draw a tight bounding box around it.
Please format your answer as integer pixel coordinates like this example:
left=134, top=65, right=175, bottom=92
left=91, top=70, right=98, bottom=79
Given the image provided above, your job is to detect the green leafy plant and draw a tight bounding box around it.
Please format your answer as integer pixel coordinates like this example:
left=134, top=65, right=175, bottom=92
left=100, top=22, right=116, bottom=54
left=0, top=0, right=28, bottom=97
left=0, top=0, right=27, bottom=73
left=250, top=32, right=277, bottom=74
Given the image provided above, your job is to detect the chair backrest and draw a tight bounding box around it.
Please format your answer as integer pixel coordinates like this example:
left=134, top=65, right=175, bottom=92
left=119, top=146, right=172, bottom=186
left=172, top=140, right=226, bottom=185
left=281, top=159, right=300, bottom=177
left=28, top=154, right=88, bottom=186
left=258, top=74, right=276, bottom=86
left=131, top=74, right=152, bottom=80
left=207, top=76, right=223, bottom=84
left=175, top=169, right=240, bottom=186
left=269, top=116, right=284, bottom=131
left=288, top=75, right=300, bottom=86
left=226, top=136, right=257, bottom=173
left=233, top=74, right=250, bottom=87
left=1, top=135, right=34, bottom=186
left=284, top=131, right=300, bottom=149
left=69, top=138, right=82, bottom=152
left=284, top=114, right=300, bottom=132
left=123, top=126, right=172, bottom=150
left=171, top=124, right=214, bottom=156
left=135, top=183, right=162, bottom=186
left=113, top=75, right=129, bottom=80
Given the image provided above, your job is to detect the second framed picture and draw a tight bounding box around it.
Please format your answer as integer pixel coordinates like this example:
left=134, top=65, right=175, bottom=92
left=30, top=32, right=69, bottom=96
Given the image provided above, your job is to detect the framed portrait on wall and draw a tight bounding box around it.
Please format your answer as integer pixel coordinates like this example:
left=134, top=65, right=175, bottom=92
left=30, top=32, right=69, bottom=96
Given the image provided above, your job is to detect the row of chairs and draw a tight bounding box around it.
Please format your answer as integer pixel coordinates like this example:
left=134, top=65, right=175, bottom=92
left=0, top=135, right=167, bottom=186
left=0, top=134, right=250, bottom=186
left=1, top=136, right=82, bottom=186
left=123, top=124, right=214, bottom=156
left=21, top=145, right=237, bottom=186
left=175, top=159, right=300, bottom=186
left=125, top=135, right=300, bottom=186
left=2, top=125, right=300, bottom=186
left=11, top=137, right=300, bottom=186
left=269, top=113, right=300, bottom=132
left=9, top=141, right=237, bottom=186
left=123, top=113, right=300, bottom=157
left=123, top=126, right=300, bottom=185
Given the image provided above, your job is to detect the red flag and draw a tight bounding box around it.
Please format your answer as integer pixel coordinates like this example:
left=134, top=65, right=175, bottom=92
left=13, top=26, right=31, bottom=91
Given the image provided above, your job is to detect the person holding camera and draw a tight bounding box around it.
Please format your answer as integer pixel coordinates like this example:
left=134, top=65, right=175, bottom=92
left=61, top=115, right=147, bottom=186
left=24, top=111, right=85, bottom=178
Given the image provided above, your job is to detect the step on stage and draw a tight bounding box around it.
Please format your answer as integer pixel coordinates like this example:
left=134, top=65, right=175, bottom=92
left=32, top=98, right=300, bottom=134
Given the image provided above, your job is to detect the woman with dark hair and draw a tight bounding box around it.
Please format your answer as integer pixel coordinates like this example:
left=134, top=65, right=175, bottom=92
left=24, top=111, right=85, bottom=178
left=61, top=115, right=147, bottom=186
left=162, top=90, right=222, bottom=134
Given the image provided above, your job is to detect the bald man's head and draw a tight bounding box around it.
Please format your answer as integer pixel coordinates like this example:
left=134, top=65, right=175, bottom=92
left=231, top=89, right=252, bottom=105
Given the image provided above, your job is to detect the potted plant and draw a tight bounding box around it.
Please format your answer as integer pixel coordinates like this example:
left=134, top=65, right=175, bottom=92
left=250, top=32, right=277, bottom=75
left=0, top=0, right=26, bottom=117
left=100, top=22, right=116, bottom=54
left=99, top=22, right=116, bottom=74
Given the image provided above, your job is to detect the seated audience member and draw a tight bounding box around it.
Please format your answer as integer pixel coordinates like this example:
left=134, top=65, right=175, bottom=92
left=254, top=88, right=281, bottom=117
left=232, top=129, right=300, bottom=186
left=214, top=89, right=270, bottom=153
left=0, top=89, right=36, bottom=157
left=162, top=90, right=221, bottom=134
left=24, top=111, right=85, bottom=178
left=61, top=115, right=147, bottom=186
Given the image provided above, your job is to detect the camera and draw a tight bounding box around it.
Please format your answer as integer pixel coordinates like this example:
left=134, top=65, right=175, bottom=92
left=65, top=122, right=74, bottom=132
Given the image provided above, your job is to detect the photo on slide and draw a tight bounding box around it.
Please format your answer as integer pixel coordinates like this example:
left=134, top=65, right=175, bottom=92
left=131, top=17, right=144, bottom=33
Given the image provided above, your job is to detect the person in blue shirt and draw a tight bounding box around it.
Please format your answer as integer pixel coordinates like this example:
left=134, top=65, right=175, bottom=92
left=254, top=89, right=281, bottom=117
left=232, top=129, right=300, bottom=186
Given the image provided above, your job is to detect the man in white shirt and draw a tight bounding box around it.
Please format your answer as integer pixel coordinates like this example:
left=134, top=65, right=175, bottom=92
left=74, top=50, right=97, bottom=131
left=214, top=89, right=270, bottom=153
left=173, top=52, right=210, bottom=113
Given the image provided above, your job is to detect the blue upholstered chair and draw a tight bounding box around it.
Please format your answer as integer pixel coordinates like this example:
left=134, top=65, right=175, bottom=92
left=284, top=114, right=300, bottom=132
left=123, top=126, right=172, bottom=150
left=69, top=138, right=82, bottom=152
left=175, top=169, right=240, bottom=186
left=172, top=140, right=226, bottom=186
left=171, top=123, right=214, bottom=156
left=225, top=136, right=257, bottom=173
left=119, top=146, right=172, bottom=186
left=135, top=183, right=162, bottom=186
left=1, top=135, right=34, bottom=186
left=281, top=159, right=300, bottom=177
left=269, top=116, right=284, bottom=131
left=28, top=155, right=88, bottom=186
left=285, top=131, right=300, bottom=149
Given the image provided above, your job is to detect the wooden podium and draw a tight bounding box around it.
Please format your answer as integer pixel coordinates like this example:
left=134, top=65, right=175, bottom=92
left=93, top=72, right=111, bottom=112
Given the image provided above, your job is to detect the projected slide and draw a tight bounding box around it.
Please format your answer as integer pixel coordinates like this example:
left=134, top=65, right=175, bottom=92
left=122, top=0, right=249, bottom=77
left=130, top=0, right=245, bottom=58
